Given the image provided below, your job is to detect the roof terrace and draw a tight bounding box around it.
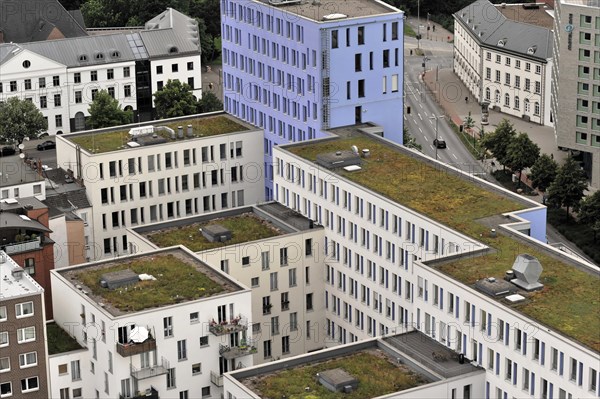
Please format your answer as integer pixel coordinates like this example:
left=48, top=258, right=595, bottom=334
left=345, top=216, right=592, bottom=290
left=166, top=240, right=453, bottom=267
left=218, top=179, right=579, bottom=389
left=58, top=248, right=243, bottom=316
left=65, top=113, right=250, bottom=154
left=286, top=132, right=600, bottom=352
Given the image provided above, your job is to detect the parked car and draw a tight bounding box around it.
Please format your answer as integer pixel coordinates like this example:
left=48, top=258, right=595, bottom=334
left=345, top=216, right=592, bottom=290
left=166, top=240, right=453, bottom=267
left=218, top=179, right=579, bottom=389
left=0, top=146, right=16, bottom=156
left=433, top=138, right=447, bottom=149
left=37, top=140, right=56, bottom=151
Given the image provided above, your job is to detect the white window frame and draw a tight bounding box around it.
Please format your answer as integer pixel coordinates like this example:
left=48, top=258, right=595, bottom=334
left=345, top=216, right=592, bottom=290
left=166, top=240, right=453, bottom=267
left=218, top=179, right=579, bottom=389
left=21, top=376, right=39, bottom=393
left=0, top=306, right=6, bottom=322
left=0, top=381, right=12, bottom=398
left=0, top=332, right=8, bottom=347
left=15, top=302, right=33, bottom=318
left=0, top=357, right=10, bottom=373
left=19, top=352, right=37, bottom=368
left=17, top=326, right=36, bottom=343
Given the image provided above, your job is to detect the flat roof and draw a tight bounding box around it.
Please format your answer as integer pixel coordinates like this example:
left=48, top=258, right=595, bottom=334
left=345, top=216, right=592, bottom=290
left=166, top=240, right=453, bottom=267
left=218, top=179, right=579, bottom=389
left=496, top=4, right=555, bottom=30
left=57, top=248, right=244, bottom=316
left=560, top=0, right=600, bottom=6
left=46, top=322, right=83, bottom=355
left=0, top=155, right=44, bottom=188
left=65, top=113, right=252, bottom=154
left=0, top=251, right=43, bottom=299
left=257, top=0, right=399, bottom=22
left=232, top=332, right=481, bottom=398
left=285, top=131, right=600, bottom=353
left=134, top=203, right=317, bottom=252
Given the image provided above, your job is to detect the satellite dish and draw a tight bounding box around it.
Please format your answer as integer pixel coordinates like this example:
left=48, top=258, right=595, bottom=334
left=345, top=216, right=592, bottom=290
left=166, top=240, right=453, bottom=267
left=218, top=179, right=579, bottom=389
left=18, top=143, right=25, bottom=150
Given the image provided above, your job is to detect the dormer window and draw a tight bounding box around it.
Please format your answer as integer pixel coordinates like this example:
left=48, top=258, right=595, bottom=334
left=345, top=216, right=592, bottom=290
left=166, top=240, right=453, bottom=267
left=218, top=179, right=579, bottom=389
left=169, top=46, right=178, bottom=54
left=498, top=39, right=506, bottom=47
left=79, top=54, right=88, bottom=62
left=111, top=51, right=121, bottom=58
left=95, top=53, right=104, bottom=60
left=527, top=45, right=537, bottom=55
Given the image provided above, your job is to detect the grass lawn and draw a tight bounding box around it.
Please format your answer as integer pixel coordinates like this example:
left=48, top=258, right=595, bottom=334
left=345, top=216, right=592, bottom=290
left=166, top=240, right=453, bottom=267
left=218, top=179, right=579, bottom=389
left=547, top=207, right=600, bottom=265
left=147, top=214, right=281, bottom=252
left=404, top=23, right=416, bottom=37
left=68, top=115, right=247, bottom=153
left=248, top=351, right=428, bottom=399
left=46, top=322, right=82, bottom=355
left=76, top=254, right=225, bottom=312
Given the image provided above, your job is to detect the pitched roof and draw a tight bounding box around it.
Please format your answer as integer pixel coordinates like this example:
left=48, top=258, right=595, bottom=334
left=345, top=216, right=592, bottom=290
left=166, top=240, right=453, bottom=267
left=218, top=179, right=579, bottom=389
left=454, top=0, right=553, bottom=60
left=140, top=8, right=200, bottom=57
left=0, top=0, right=87, bottom=43
left=44, top=189, right=91, bottom=218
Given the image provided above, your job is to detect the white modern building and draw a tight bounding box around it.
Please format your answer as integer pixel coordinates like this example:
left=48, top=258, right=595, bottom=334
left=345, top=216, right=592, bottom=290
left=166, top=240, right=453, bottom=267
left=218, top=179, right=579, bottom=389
left=272, top=126, right=600, bottom=399
left=55, top=112, right=265, bottom=261
left=0, top=154, right=46, bottom=201
left=454, top=0, right=554, bottom=126
left=0, top=8, right=202, bottom=135
left=127, top=202, right=327, bottom=364
left=49, top=246, right=253, bottom=399
left=551, top=0, right=600, bottom=188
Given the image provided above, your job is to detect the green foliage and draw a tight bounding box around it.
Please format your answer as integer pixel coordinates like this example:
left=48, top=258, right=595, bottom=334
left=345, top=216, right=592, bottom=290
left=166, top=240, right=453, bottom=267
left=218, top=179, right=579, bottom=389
left=481, top=119, right=516, bottom=168
left=504, top=132, right=540, bottom=187
left=0, top=97, right=47, bottom=143
left=154, top=80, right=197, bottom=119
left=547, top=157, right=588, bottom=217
left=463, top=111, right=475, bottom=130
left=578, top=191, right=600, bottom=241
left=87, top=90, right=133, bottom=129
left=529, top=154, right=558, bottom=192
left=402, top=127, right=422, bottom=152
left=548, top=208, right=600, bottom=264
left=46, top=323, right=82, bottom=355
left=197, top=91, right=223, bottom=113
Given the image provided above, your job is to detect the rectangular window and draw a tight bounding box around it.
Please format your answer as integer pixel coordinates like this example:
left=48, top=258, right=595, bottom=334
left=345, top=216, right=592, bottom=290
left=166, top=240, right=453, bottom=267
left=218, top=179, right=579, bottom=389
left=107, top=69, right=114, bottom=80
left=280, top=248, right=288, bottom=266
left=21, top=376, right=39, bottom=393
left=358, top=79, right=365, bottom=98
left=166, top=368, right=176, bottom=389
left=177, top=340, right=187, bottom=360
left=124, top=66, right=130, bottom=77
left=17, top=326, right=35, bottom=343
left=15, top=301, right=33, bottom=318
left=53, top=75, right=60, bottom=86
left=331, top=30, right=338, bottom=48
left=91, top=71, right=97, bottom=81
left=192, top=363, right=201, bottom=375
left=358, top=26, right=365, bottom=45
left=164, top=316, right=173, bottom=337
left=71, top=360, right=81, bottom=381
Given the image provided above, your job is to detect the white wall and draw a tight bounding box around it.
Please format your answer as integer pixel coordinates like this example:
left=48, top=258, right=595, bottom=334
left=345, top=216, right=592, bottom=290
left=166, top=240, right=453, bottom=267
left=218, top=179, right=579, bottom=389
left=150, top=54, right=202, bottom=102
left=49, top=215, right=69, bottom=268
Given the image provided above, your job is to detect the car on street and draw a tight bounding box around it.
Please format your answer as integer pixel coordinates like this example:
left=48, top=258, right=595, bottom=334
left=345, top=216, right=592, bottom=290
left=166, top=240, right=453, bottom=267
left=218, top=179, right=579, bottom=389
left=433, top=138, right=447, bottom=149
left=37, top=140, right=56, bottom=151
left=0, top=146, right=16, bottom=156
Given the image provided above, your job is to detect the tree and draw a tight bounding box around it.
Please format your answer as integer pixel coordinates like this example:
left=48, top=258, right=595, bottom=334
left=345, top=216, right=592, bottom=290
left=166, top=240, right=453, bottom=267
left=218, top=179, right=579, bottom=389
left=529, top=154, right=558, bottom=192
left=578, top=191, right=600, bottom=241
left=481, top=119, right=516, bottom=170
left=546, top=157, right=588, bottom=219
left=154, top=80, right=197, bottom=119
left=402, top=127, right=422, bottom=152
left=88, top=90, right=133, bottom=129
left=0, top=97, right=48, bottom=144
left=504, top=133, right=540, bottom=187
left=197, top=92, right=223, bottom=113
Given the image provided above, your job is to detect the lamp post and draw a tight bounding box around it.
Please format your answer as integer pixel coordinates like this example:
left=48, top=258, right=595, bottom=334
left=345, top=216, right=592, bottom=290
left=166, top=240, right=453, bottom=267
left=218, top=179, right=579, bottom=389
left=417, top=0, right=421, bottom=50
left=421, top=57, right=430, bottom=101
left=430, top=115, right=444, bottom=160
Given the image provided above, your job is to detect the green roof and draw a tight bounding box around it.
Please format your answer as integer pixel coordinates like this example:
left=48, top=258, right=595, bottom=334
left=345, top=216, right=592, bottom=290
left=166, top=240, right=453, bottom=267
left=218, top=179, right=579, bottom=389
left=46, top=322, right=83, bottom=355
left=146, top=213, right=282, bottom=252
left=68, top=115, right=249, bottom=153
left=289, top=136, right=600, bottom=353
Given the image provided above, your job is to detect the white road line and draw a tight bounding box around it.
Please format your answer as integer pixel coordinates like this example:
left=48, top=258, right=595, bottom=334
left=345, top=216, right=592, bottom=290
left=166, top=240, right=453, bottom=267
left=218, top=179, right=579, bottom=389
left=423, top=136, right=428, bottom=142
left=418, top=127, right=423, bottom=133
left=430, top=145, right=435, bottom=151
left=428, top=118, right=433, bottom=125
left=452, top=153, right=458, bottom=160
left=418, top=113, right=422, bottom=121
left=419, top=103, right=424, bottom=109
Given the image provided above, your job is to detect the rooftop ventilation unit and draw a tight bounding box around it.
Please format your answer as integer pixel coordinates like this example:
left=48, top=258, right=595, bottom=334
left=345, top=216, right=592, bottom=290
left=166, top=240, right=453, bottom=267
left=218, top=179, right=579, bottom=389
left=100, top=269, right=139, bottom=290
left=11, top=268, right=23, bottom=280
left=201, top=225, right=232, bottom=243
left=322, top=13, right=348, bottom=21
left=511, top=254, right=543, bottom=291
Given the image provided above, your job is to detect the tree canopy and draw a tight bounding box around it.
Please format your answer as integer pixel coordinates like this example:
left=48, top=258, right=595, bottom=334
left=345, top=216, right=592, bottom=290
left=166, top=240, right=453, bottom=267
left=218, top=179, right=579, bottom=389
left=481, top=119, right=516, bottom=169
left=547, top=157, right=588, bottom=218
left=87, top=90, right=133, bottom=129
left=529, top=154, right=558, bottom=192
left=154, top=80, right=198, bottom=119
left=578, top=191, right=600, bottom=241
left=0, top=97, right=48, bottom=143
left=504, top=133, right=540, bottom=187
left=197, top=91, right=223, bottom=113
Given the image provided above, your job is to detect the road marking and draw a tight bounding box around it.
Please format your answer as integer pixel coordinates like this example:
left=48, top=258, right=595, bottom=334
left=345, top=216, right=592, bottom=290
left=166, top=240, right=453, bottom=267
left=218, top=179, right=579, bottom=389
left=419, top=103, right=424, bottom=109
left=418, top=113, right=422, bottom=121
left=452, top=153, right=458, bottom=160
left=418, top=127, right=423, bottom=133
left=428, top=118, right=433, bottom=125
left=423, top=136, right=428, bottom=142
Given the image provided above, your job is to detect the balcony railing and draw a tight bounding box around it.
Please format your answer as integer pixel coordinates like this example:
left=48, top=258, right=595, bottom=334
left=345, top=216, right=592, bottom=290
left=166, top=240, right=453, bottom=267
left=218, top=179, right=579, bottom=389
left=117, top=338, right=157, bottom=357
left=2, top=237, right=41, bottom=254
left=119, top=386, right=159, bottom=399
left=210, top=371, right=223, bottom=387
left=219, top=341, right=257, bottom=360
left=208, top=317, right=248, bottom=336
left=130, top=357, right=169, bottom=380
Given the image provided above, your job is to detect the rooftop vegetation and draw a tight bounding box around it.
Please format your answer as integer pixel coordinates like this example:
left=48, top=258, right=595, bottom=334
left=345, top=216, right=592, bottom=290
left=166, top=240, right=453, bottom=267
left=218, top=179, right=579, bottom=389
left=247, top=351, right=428, bottom=399
left=68, top=115, right=248, bottom=153
left=75, top=254, right=225, bottom=312
left=46, top=322, right=82, bottom=355
left=146, top=213, right=281, bottom=252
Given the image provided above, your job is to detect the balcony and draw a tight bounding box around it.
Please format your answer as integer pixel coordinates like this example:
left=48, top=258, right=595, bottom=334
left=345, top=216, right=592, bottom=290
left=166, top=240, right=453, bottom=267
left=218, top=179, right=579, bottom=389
left=130, top=357, right=169, bottom=380
left=208, top=317, right=248, bottom=336
left=218, top=341, right=257, bottom=360
left=3, top=237, right=42, bottom=254
left=120, top=386, right=159, bottom=399
left=117, top=338, right=157, bottom=357
left=210, top=371, right=223, bottom=387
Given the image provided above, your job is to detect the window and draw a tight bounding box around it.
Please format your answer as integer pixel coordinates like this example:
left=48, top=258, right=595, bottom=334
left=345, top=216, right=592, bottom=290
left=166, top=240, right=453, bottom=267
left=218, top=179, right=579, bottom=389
left=188, top=77, right=194, bottom=88
left=16, top=302, right=33, bottom=318
left=525, top=78, right=531, bottom=91
left=505, top=73, right=510, bottom=85
left=40, top=96, right=47, bottom=108
left=383, top=49, right=389, bottom=68
left=21, top=376, right=39, bottom=393
left=39, top=77, right=46, bottom=88
left=58, top=363, right=67, bottom=374
left=199, top=335, right=209, bottom=346
left=54, top=94, right=62, bottom=107
left=172, top=64, right=179, bottom=73
left=179, top=391, right=188, bottom=399
left=495, top=70, right=500, bottom=82
left=164, top=316, right=173, bottom=337
left=515, top=76, right=520, bottom=88
left=71, top=360, right=81, bottom=381
left=157, top=65, right=163, bottom=74
left=53, top=75, right=60, bottom=86
left=355, top=53, right=362, bottom=72
left=0, top=357, right=9, bottom=372
left=358, top=79, right=365, bottom=98
left=282, top=336, right=290, bottom=353
left=289, top=268, right=297, bottom=287
left=187, top=62, right=194, bottom=71
left=124, top=67, right=130, bottom=77
left=177, top=340, right=187, bottom=360
left=201, top=386, right=210, bottom=397
left=17, top=326, right=35, bottom=343
left=75, top=91, right=82, bottom=103
left=251, top=277, right=259, bottom=287
left=358, top=26, right=364, bottom=45
left=19, top=352, right=37, bottom=368
left=91, top=71, right=97, bottom=81
left=306, top=293, right=313, bottom=310
left=280, top=248, right=288, bottom=266
left=270, top=272, right=278, bottom=291
left=0, top=382, right=12, bottom=397
left=24, top=79, right=31, bottom=90
left=271, top=316, right=280, bottom=335
left=263, top=340, right=272, bottom=358
left=107, top=69, right=114, bottom=80
left=391, top=22, right=398, bottom=40
left=331, top=30, right=338, bottom=48
left=1, top=331, right=8, bottom=347
left=9, top=81, right=16, bottom=91
left=190, top=312, right=199, bottom=323
left=496, top=54, right=501, bottom=63
left=192, top=363, right=201, bottom=375
left=166, top=368, right=176, bottom=389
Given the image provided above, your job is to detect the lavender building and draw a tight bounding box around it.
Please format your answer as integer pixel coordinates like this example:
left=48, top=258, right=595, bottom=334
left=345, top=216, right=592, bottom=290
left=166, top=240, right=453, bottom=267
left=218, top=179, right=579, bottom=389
left=220, top=0, right=405, bottom=199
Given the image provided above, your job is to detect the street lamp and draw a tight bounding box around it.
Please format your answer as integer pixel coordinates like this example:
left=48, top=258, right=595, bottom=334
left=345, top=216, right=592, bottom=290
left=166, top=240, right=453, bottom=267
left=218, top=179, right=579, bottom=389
left=421, top=57, right=430, bottom=101
left=430, top=115, right=444, bottom=160
left=417, top=0, right=421, bottom=50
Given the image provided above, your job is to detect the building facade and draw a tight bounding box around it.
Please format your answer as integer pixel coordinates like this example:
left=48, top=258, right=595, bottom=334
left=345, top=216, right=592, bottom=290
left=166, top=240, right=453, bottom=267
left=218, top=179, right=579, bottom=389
left=55, top=113, right=265, bottom=260
left=272, top=129, right=599, bottom=399
left=0, top=251, right=49, bottom=399
left=551, top=0, right=600, bottom=188
left=0, top=8, right=201, bottom=135
left=220, top=0, right=405, bottom=199
left=454, top=0, right=554, bottom=126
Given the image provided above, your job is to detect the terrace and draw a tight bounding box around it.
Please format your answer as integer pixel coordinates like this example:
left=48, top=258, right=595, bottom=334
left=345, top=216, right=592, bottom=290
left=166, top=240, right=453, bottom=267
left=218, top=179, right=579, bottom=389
left=60, top=249, right=241, bottom=315
left=145, top=213, right=282, bottom=252
left=287, top=134, right=600, bottom=353
left=46, top=322, right=83, bottom=355
left=66, top=114, right=249, bottom=154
